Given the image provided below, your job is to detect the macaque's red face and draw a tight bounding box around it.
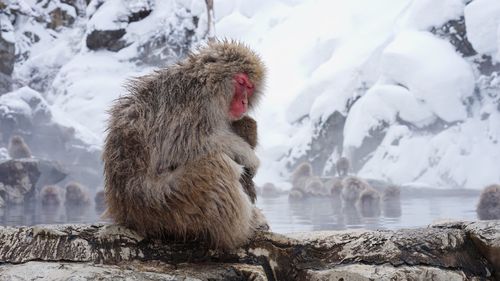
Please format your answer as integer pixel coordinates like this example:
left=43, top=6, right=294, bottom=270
left=229, top=73, right=254, bottom=120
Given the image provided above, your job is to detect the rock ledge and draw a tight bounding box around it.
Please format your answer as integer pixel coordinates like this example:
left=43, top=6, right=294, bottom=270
left=0, top=221, right=498, bottom=280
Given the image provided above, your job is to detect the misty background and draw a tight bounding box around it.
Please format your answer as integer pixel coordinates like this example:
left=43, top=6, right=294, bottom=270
left=0, top=0, right=499, bottom=232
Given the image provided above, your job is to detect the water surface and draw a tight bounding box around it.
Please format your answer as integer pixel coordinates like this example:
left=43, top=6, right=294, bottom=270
left=0, top=193, right=480, bottom=234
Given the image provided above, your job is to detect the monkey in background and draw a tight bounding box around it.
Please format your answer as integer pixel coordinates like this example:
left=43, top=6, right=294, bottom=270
left=477, top=184, right=500, bottom=220
left=8, top=135, right=32, bottom=159
left=341, top=176, right=370, bottom=204
left=305, top=177, right=327, bottom=196
left=328, top=178, right=343, bottom=198
left=40, top=185, right=62, bottom=206
left=358, top=188, right=381, bottom=217
left=336, top=157, right=350, bottom=177
left=382, top=185, right=402, bottom=218
left=291, top=162, right=313, bottom=192
left=231, top=115, right=258, bottom=203
left=94, top=190, right=105, bottom=213
left=103, top=40, right=267, bottom=249
left=382, top=185, right=401, bottom=201
left=65, top=182, right=91, bottom=206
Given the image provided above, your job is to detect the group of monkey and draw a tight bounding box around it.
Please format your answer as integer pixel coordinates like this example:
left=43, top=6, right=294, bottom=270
left=6, top=135, right=105, bottom=211
left=289, top=158, right=401, bottom=218
left=3, top=41, right=500, bottom=251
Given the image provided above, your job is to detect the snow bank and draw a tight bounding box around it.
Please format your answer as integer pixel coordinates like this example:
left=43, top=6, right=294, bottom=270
left=344, top=85, right=435, bottom=148
left=381, top=30, right=474, bottom=122
left=399, top=0, right=464, bottom=30
left=0, top=87, right=49, bottom=118
left=464, top=0, right=500, bottom=56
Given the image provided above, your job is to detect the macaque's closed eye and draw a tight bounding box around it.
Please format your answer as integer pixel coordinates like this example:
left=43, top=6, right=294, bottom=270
left=229, top=73, right=254, bottom=120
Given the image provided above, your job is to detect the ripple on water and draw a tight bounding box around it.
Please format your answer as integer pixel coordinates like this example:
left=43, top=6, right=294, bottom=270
left=0, top=193, right=479, bottom=233
left=256, top=194, right=479, bottom=234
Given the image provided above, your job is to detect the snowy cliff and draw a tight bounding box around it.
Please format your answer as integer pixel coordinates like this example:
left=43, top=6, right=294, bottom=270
left=215, top=0, right=500, bottom=189
left=0, top=0, right=209, bottom=187
left=1, top=0, right=499, bottom=190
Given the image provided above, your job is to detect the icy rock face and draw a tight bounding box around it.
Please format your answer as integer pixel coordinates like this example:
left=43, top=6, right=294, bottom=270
left=284, top=1, right=500, bottom=188
left=0, top=13, right=15, bottom=94
left=0, top=0, right=209, bottom=190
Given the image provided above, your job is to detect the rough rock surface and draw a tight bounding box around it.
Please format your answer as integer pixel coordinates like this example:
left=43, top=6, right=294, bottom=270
left=0, top=87, right=101, bottom=188
left=85, top=29, right=128, bottom=52
left=0, top=159, right=40, bottom=204
left=0, top=221, right=498, bottom=280
left=0, top=158, right=67, bottom=205
left=0, top=25, right=15, bottom=94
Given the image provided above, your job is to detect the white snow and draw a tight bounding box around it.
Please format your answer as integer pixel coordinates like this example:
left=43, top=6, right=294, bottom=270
left=464, top=0, right=500, bottom=56
left=399, top=0, right=464, bottom=31
left=380, top=30, right=474, bottom=122
left=0, top=87, right=46, bottom=117
left=343, top=84, right=435, bottom=148
left=3, top=0, right=500, bottom=189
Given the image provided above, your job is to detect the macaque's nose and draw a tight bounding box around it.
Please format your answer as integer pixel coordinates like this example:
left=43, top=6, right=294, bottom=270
left=242, top=92, right=248, bottom=105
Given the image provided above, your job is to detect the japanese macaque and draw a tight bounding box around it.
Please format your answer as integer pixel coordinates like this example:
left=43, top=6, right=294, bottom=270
left=328, top=179, right=344, bottom=198
left=261, top=182, right=281, bottom=198
left=477, top=184, right=500, bottom=220
left=305, top=177, right=327, bottom=196
left=94, top=190, right=105, bottom=212
left=358, top=188, right=381, bottom=217
left=288, top=190, right=304, bottom=201
left=336, top=157, right=350, bottom=177
left=291, top=162, right=313, bottom=192
left=8, top=135, right=32, bottom=159
left=65, top=182, right=91, bottom=206
left=382, top=185, right=402, bottom=218
left=341, top=176, right=370, bottom=205
left=40, top=185, right=62, bottom=206
left=382, top=185, right=401, bottom=201
left=103, top=40, right=267, bottom=249
left=231, top=115, right=258, bottom=203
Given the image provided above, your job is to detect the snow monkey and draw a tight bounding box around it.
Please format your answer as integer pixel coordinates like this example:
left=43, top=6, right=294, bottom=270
left=231, top=115, right=258, bottom=203
left=40, top=185, right=62, bottom=206
left=103, top=40, right=267, bottom=249
left=336, top=156, right=350, bottom=177
left=8, top=135, right=32, bottom=159
left=291, top=161, right=313, bottom=192
left=477, top=184, right=500, bottom=220
left=65, top=182, right=91, bottom=206
left=358, top=187, right=381, bottom=217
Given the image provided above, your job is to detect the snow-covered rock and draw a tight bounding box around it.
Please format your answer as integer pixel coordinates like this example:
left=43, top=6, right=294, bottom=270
left=464, top=0, right=500, bottom=57
left=380, top=30, right=474, bottom=123
left=214, top=0, right=500, bottom=189
left=0, top=0, right=210, bottom=190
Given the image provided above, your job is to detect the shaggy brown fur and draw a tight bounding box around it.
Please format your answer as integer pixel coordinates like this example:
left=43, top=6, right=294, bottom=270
left=40, top=185, right=62, bottom=206
left=65, top=182, right=91, bottom=206
left=358, top=188, right=381, bottom=217
left=8, top=135, right=31, bottom=159
left=477, top=184, right=500, bottom=220
left=103, top=40, right=267, bottom=249
left=305, top=177, right=327, bottom=196
left=291, top=162, right=313, bottom=192
left=382, top=185, right=401, bottom=201
left=341, top=176, right=370, bottom=204
left=231, top=116, right=258, bottom=203
left=336, top=157, right=350, bottom=177
left=288, top=189, right=304, bottom=201
left=328, top=178, right=343, bottom=198
left=94, top=190, right=105, bottom=212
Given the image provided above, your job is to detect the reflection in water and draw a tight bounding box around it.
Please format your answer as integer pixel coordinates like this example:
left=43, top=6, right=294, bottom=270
left=257, top=194, right=479, bottom=234
left=0, top=193, right=480, bottom=233
left=1, top=199, right=103, bottom=226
